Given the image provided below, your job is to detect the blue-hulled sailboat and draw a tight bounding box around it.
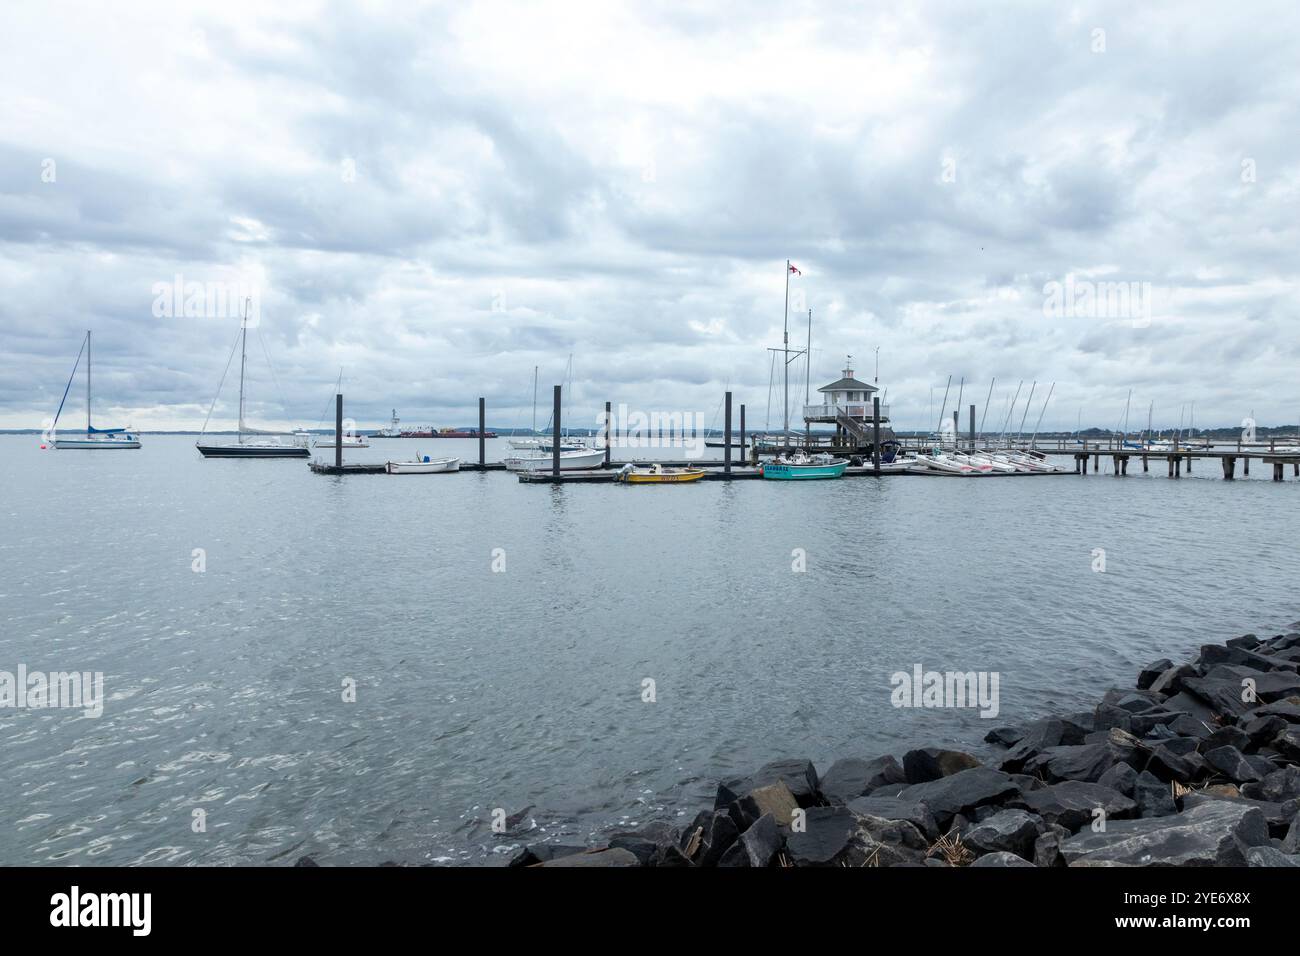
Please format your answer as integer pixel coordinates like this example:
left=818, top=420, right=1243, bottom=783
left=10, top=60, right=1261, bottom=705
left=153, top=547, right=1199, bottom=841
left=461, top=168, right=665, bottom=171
left=50, top=331, right=141, bottom=449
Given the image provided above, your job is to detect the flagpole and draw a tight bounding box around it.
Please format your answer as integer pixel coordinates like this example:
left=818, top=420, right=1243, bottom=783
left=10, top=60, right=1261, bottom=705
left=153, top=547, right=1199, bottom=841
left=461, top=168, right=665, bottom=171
left=783, top=259, right=790, bottom=440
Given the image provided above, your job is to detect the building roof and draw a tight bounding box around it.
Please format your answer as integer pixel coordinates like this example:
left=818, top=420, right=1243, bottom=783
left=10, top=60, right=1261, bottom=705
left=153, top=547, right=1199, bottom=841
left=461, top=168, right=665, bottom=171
left=818, top=376, right=878, bottom=394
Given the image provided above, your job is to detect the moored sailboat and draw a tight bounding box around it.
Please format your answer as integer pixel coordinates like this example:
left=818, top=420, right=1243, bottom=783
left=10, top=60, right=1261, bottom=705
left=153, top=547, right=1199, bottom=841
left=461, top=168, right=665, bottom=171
left=50, top=331, right=141, bottom=449
left=196, top=305, right=309, bottom=458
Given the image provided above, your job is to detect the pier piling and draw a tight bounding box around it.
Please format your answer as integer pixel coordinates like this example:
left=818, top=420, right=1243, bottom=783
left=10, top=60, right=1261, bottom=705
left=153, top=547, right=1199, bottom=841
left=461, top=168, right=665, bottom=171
left=724, top=391, right=732, bottom=475
left=552, top=385, right=561, bottom=477
left=969, top=404, right=975, bottom=452
left=605, top=401, right=611, bottom=466
left=873, top=397, right=882, bottom=475
left=739, top=404, right=746, bottom=464
left=478, top=397, right=486, bottom=468
left=335, top=393, right=343, bottom=469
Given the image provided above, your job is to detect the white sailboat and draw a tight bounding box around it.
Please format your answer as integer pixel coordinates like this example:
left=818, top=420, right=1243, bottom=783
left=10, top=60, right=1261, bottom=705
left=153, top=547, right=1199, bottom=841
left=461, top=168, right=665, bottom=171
left=196, top=304, right=309, bottom=458
left=503, top=447, right=606, bottom=472
left=50, top=331, right=141, bottom=449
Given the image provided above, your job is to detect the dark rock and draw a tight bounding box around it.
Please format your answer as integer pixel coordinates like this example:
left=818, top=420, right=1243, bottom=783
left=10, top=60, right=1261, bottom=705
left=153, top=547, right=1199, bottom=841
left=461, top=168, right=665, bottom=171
left=969, top=850, right=1034, bottom=867
left=1243, top=767, right=1300, bottom=804
left=510, top=844, right=589, bottom=866
left=716, top=758, right=820, bottom=809
left=732, top=813, right=783, bottom=868
left=1033, top=829, right=1068, bottom=867
left=538, top=848, right=641, bottom=867
left=784, top=806, right=865, bottom=866
left=1246, top=846, right=1300, bottom=867
left=1273, top=728, right=1300, bottom=761
left=1138, top=659, right=1174, bottom=690
left=1226, top=633, right=1262, bottom=650
left=1203, top=745, right=1264, bottom=784
left=608, top=822, right=681, bottom=866
left=1145, top=744, right=1205, bottom=784
left=1196, top=642, right=1297, bottom=674
left=1158, top=736, right=1200, bottom=756
left=902, top=747, right=980, bottom=784
left=1179, top=791, right=1297, bottom=837
left=1203, top=666, right=1300, bottom=703
left=293, top=855, right=319, bottom=867
left=1133, top=770, right=1177, bottom=817
left=1199, top=725, right=1251, bottom=754
left=1149, top=663, right=1195, bottom=695
left=1112, top=691, right=1165, bottom=714
left=984, top=725, right=1026, bottom=747
left=1282, top=818, right=1300, bottom=854
left=1164, top=713, right=1212, bottom=739
left=1062, top=801, right=1270, bottom=866
left=1019, top=781, right=1137, bottom=832
left=682, top=810, right=739, bottom=866
left=847, top=794, right=938, bottom=841
left=819, top=755, right=905, bottom=803
left=1180, top=677, right=1256, bottom=721
left=1242, top=715, right=1288, bottom=748
left=962, top=809, right=1044, bottom=860
left=1161, top=691, right=1218, bottom=725
left=1022, top=728, right=1145, bottom=783
left=1097, top=762, right=1138, bottom=797
left=1092, top=704, right=1133, bottom=733
left=999, top=719, right=1073, bottom=773
left=1252, top=701, right=1300, bottom=722
left=892, top=768, right=1023, bottom=829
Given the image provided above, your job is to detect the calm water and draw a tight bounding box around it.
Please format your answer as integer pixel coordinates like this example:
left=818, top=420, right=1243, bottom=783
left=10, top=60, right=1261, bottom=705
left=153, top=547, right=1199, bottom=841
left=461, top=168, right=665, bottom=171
left=2, top=434, right=1298, bottom=865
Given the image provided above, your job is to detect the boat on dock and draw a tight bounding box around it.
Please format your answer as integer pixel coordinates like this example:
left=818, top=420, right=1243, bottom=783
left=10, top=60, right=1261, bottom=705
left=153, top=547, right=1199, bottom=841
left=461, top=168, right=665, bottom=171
left=616, top=463, right=706, bottom=483
left=49, top=331, right=141, bottom=449
left=386, top=455, right=460, bottom=474
left=503, top=448, right=606, bottom=472
left=759, top=451, right=847, bottom=480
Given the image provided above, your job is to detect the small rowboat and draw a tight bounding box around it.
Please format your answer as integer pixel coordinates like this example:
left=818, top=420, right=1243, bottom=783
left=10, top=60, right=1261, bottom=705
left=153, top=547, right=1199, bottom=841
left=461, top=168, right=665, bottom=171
left=386, top=455, right=460, bottom=474
left=616, top=463, right=706, bottom=483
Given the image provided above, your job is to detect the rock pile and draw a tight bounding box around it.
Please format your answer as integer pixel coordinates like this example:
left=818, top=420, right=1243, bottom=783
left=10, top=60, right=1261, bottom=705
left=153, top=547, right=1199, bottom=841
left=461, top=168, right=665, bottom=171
left=509, top=630, right=1300, bottom=867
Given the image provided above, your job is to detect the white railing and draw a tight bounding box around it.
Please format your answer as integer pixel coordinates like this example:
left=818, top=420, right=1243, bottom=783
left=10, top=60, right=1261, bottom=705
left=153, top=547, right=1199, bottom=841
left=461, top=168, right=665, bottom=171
left=802, top=403, right=889, bottom=421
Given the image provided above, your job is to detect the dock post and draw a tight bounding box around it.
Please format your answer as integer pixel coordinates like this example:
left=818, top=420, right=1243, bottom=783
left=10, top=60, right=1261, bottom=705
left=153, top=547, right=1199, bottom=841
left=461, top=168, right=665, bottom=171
left=1074, top=456, right=1080, bottom=475
left=335, top=393, right=343, bottom=469
left=1222, top=457, right=1232, bottom=480
left=1275, top=462, right=1284, bottom=482
left=1093, top=452, right=1100, bottom=470
left=604, top=401, right=611, bottom=466
left=969, top=404, right=976, bottom=452
left=552, top=385, right=562, bottom=478
left=724, top=391, right=732, bottom=476
left=1244, top=456, right=1250, bottom=476
left=873, top=397, right=882, bottom=475
left=1294, top=462, right=1298, bottom=478
left=1186, top=455, right=1192, bottom=474
left=739, top=404, right=746, bottom=466
left=953, top=411, right=960, bottom=450
left=478, top=397, right=486, bottom=468
left=1167, top=457, right=1173, bottom=478
left=1142, top=455, right=1148, bottom=473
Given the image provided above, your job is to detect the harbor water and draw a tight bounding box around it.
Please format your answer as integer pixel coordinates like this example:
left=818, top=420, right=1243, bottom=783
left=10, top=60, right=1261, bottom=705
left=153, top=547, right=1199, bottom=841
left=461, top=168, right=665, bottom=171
left=2, top=434, right=1298, bottom=865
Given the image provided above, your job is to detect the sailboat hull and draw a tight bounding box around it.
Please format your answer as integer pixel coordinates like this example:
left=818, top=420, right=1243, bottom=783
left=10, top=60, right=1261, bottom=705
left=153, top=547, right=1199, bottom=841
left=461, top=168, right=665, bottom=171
left=54, top=437, right=141, bottom=449
left=197, top=442, right=310, bottom=458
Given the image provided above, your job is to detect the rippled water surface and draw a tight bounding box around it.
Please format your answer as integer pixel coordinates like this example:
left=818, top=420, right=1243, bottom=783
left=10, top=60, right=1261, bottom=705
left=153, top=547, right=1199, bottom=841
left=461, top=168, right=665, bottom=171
left=2, top=434, right=1298, bottom=865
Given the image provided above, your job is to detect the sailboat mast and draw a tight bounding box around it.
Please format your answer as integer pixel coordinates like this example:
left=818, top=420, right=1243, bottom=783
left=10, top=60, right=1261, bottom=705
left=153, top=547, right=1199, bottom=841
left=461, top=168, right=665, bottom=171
left=531, top=365, right=538, bottom=433
left=86, top=330, right=91, bottom=433
left=238, top=300, right=248, bottom=440
left=783, top=260, right=790, bottom=437
left=804, top=308, right=812, bottom=441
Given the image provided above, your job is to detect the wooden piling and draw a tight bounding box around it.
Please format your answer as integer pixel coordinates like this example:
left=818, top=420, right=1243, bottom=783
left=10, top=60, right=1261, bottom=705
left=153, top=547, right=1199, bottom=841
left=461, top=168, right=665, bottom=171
left=335, top=393, right=343, bottom=469
left=1274, top=462, right=1284, bottom=481
left=953, top=411, right=960, bottom=449
left=478, top=397, right=486, bottom=468
left=873, top=397, right=882, bottom=474
left=724, top=391, right=732, bottom=475
left=1222, top=457, right=1232, bottom=480
left=739, top=404, right=746, bottom=464
left=1167, top=457, right=1174, bottom=478
left=1245, top=457, right=1250, bottom=476
left=605, top=401, right=611, bottom=466
left=969, top=404, right=976, bottom=453
left=552, top=385, right=562, bottom=477
left=1142, top=454, right=1148, bottom=473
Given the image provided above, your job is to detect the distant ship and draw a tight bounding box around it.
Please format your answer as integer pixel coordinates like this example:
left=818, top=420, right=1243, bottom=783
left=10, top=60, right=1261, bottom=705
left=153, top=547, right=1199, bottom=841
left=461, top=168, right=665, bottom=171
left=371, top=411, right=495, bottom=438
left=400, top=427, right=498, bottom=438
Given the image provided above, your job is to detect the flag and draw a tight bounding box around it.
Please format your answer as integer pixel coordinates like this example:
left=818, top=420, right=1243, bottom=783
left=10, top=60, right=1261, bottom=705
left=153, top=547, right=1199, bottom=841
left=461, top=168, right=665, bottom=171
left=788, top=264, right=802, bottom=276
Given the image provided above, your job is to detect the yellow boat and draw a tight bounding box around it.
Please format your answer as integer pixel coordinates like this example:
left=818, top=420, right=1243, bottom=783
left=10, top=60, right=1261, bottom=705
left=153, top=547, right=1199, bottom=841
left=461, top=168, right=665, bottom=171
left=616, top=463, right=707, bottom=483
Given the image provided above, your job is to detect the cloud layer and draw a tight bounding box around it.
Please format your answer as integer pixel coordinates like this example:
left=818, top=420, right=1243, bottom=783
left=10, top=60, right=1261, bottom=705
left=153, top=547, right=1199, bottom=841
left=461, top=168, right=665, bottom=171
left=2, top=0, right=1298, bottom=432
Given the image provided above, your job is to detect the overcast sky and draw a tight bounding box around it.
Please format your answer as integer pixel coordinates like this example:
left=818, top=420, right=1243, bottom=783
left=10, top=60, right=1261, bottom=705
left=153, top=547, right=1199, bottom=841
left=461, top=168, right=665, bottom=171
left=2, top=1, right=1298, bottom=433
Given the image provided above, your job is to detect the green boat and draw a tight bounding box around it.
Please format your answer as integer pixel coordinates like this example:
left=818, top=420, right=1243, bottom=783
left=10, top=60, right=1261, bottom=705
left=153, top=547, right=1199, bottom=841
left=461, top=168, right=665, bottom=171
left=759, top=451, right=848, bottom=480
